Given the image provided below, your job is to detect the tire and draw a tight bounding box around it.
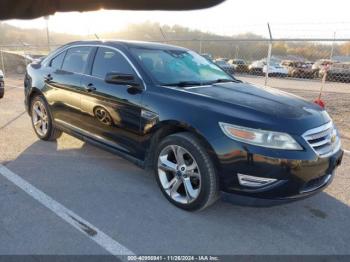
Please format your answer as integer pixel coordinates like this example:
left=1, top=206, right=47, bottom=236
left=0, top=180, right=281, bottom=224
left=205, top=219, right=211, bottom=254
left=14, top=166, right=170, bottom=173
left=30, top=95, right=62, bottom=141
left=0, top=88, right=4, bottom=99
left=154, top=132, right=219, bottom=211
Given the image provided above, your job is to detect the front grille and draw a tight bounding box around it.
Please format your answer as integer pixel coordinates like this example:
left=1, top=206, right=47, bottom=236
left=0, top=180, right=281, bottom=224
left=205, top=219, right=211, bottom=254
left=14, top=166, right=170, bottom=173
left=302, top=122, right=340, bottom=157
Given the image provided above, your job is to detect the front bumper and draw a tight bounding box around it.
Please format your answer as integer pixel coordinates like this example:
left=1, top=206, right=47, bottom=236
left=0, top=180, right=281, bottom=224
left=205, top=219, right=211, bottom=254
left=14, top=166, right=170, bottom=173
left=210, top=136, right=344, bottom=206
left=221, top=171, right=336, bottom=207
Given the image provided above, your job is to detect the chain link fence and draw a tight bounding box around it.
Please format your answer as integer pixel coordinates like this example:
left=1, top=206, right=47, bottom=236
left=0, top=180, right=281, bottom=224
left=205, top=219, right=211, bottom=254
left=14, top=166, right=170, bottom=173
left=1, top=39, right=350, bottom=84
left=0, top=44, right=52, bottom=75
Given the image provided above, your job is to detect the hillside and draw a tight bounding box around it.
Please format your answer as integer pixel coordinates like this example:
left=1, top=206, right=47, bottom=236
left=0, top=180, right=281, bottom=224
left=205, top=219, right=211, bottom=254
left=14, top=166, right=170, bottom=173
left=1, top=21, right=349, bottom=61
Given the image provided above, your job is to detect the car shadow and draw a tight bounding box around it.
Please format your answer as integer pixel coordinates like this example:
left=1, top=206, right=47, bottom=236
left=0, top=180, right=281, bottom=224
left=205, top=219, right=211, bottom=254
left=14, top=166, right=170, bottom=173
left=6, top=136, right=350, bottom=254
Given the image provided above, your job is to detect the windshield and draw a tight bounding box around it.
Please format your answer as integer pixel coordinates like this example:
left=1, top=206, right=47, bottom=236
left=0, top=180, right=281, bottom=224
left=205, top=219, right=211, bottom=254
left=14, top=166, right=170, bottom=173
left=130, top=48, right=233, bottom=85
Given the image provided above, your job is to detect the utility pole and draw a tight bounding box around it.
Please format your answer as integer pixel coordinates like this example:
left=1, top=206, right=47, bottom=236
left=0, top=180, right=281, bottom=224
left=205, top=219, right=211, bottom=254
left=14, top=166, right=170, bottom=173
left=44, top=16, right=50, bottom=52
left=265, top=23, right=273, bottom=87
left=330, top=31, right=336, bottom=60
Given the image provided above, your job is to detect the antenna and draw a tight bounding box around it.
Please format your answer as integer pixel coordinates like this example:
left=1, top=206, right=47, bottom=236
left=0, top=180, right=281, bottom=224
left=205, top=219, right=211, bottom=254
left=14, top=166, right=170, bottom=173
left=94, top=33, right=100, bottom=40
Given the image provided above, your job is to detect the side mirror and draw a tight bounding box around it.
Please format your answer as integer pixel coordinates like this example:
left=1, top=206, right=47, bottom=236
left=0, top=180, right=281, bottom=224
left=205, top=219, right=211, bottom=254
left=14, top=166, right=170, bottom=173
left=105, top=72, right=141, bottom=88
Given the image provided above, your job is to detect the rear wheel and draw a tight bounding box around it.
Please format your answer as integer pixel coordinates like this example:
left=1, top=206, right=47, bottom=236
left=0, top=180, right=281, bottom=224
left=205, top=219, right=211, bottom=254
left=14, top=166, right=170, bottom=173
left=0, top=88, right=4, bottom=98
left=154, top=132, right=219, bottom=211
left=30, top=95, right=62, bottom=141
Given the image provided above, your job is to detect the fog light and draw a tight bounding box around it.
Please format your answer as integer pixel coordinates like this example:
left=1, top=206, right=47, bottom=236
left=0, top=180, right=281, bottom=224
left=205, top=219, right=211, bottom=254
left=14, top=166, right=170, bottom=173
left=237, top=173, right=277, bottom=188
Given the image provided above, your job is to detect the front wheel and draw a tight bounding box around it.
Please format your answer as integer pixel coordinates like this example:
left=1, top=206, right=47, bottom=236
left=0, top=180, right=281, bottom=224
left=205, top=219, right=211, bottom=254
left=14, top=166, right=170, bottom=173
left=154, top=132, right=219, bottom=211
left=30, top=95, right=62, bottom=141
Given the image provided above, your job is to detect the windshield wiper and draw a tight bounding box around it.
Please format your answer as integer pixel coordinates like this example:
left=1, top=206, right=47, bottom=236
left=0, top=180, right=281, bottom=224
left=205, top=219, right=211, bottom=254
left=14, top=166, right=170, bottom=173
left=163, top=78, right=241, bottom=87
left=210, top=78, right=240, bottom=84
left=163, top=81, right=203, bottom=87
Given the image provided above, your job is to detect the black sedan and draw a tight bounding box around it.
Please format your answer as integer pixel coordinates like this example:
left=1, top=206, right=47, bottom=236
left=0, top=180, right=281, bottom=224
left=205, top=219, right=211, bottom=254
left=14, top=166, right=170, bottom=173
left=24, top=40, right=343, bottom=210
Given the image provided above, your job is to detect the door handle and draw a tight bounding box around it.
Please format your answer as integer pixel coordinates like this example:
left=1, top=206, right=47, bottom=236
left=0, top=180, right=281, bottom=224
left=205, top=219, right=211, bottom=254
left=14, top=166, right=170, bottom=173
left=44, top=74, right=53, bottom=81
left=85, top=83, right=96, bottom=92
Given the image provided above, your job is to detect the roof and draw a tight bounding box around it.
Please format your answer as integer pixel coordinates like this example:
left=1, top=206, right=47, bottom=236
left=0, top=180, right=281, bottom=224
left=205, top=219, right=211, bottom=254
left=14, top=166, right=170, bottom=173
left=65, top=40, right=188, bottom=51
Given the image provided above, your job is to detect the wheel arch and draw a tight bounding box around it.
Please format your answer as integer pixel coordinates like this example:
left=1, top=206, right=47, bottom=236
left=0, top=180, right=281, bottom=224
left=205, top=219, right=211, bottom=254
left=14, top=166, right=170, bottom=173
left=26, top=87, right=45, bottom=114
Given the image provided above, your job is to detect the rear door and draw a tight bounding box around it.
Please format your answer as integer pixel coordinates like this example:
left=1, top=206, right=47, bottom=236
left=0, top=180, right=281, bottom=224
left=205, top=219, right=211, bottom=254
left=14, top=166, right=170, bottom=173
left=44, top=46, right=93, bottom=127
left=79, top=46, right=145, bottom=158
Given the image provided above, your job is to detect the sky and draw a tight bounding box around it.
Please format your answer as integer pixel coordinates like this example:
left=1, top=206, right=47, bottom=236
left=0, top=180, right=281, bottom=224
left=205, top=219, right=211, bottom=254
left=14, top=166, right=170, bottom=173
left=5, top=0, right=350, bottom=39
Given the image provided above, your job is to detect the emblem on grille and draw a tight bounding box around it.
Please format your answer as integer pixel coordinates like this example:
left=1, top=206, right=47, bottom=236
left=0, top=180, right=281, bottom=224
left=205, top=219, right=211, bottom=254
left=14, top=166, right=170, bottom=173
left=330, top=133, right=336, bottom=144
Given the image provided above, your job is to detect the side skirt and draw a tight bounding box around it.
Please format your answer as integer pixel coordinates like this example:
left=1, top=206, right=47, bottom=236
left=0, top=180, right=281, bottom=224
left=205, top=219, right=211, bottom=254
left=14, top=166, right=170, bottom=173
left=54, top=120, right=145, bottom=169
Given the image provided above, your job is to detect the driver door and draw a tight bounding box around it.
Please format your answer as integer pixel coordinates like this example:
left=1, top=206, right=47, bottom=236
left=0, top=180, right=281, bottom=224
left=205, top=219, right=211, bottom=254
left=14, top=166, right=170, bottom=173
left=79, top=47, right=144, bottom=159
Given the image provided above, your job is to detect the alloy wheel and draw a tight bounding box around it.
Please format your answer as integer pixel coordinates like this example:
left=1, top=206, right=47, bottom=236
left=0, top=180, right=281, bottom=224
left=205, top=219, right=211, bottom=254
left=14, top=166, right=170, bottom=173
left=32, top=100, right=49, bottom=137
left=157, top=145, right=201, bottom=204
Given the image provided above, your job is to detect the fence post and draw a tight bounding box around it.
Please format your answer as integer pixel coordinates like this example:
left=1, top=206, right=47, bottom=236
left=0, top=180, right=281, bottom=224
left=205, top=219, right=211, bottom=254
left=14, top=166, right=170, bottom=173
left=0, top=48, right=5, bottom=76
left=330, top=31, right=336, bottom=60
left=44, top=16, right=50, bottom=52
left=264, top=23, right=273, bottom=87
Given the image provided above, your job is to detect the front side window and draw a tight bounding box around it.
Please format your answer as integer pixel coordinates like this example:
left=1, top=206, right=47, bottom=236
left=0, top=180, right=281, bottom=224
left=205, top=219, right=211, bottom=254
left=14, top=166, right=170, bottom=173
left=50, top=51, right=66, bottom=70
left=92, top=47, right=134, bottom=79
left=130, top=48, right=233, bottom=85
left=61, top=46, right=92, bottom=74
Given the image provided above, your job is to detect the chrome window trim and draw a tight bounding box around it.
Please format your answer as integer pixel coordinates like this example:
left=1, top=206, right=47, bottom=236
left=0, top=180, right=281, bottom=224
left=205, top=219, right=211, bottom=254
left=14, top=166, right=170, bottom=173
left=302, top=121, right=333, bottom=137
left=44, top=44, right=147, bottom=90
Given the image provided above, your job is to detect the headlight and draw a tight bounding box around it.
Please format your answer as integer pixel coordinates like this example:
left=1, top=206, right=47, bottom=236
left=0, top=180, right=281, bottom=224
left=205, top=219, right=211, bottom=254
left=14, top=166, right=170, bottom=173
left=219, top=122, right=303, bottom=150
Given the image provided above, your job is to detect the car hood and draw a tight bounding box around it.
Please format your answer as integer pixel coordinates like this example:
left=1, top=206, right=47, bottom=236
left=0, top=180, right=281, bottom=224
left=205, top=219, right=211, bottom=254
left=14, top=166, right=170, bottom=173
left=185, top=81, right=330, bottom=133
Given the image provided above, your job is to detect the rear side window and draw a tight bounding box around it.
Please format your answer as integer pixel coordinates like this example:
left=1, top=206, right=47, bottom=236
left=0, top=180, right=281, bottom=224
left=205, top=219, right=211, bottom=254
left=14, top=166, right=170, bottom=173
left=92, top=47, right=134, bottom=79
left=62, top=46, right=92, bottom=74
left=50, top=51, right=66, bottom=69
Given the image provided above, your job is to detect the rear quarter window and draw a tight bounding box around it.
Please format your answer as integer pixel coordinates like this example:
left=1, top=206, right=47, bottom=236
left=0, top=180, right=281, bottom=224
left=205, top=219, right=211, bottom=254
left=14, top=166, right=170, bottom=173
left=61, top=46, right=92, bottom=74
left=50, top=51, right=66, bottom=70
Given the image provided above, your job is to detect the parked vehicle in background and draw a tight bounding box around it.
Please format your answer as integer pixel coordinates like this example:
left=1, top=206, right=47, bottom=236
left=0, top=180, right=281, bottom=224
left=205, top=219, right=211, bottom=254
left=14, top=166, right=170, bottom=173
left=0, top=69, right=4, bottom=98
left=312, top=59, right=334, bottom=78
left=319, top=62, right=350, bottom=82
left=219, top=58, right=230, bottom=62
left=214, top=59, right=234, bottom=74
left=263, top=63, right=288, bottom=77
left=281, top=60, right=314, bottom=78
left=248, top=60, right=265, bottom=75
left=201, top=53, right=213, bottom=62
left=228, top=59, right=249, bottom=73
